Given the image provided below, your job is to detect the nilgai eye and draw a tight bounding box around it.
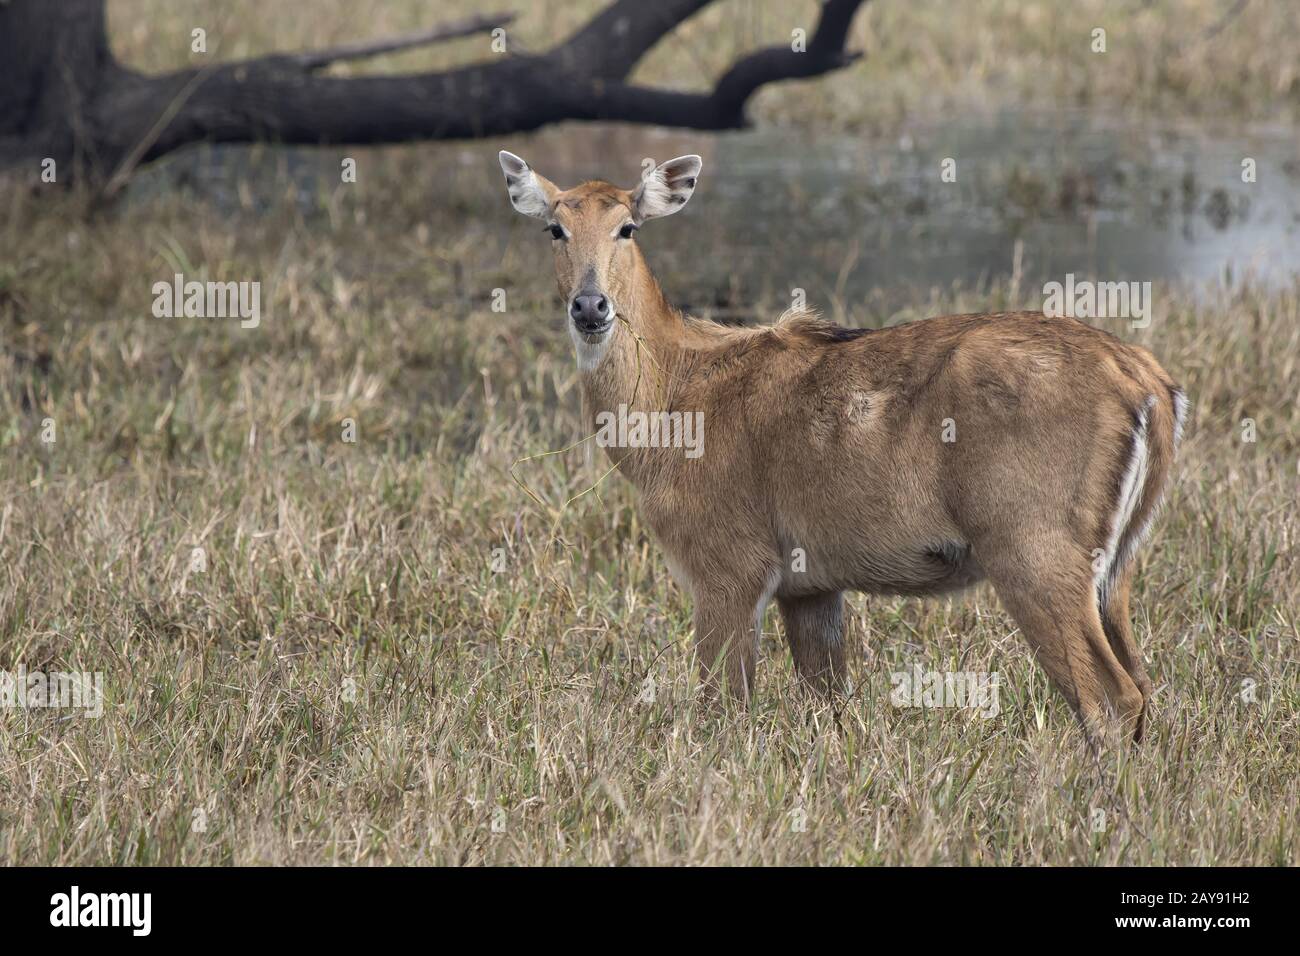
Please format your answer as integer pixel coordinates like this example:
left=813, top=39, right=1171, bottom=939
left=618, top=223, right=638, bottom=240
left=548, top=223, right=565, bottom=240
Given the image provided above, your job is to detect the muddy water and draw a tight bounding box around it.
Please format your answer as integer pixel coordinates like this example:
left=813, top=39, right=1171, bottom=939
left=133, top=108, right=1300, bottom=312
left=484, top=110, right=1300, bottom=314
left=676, top=110, right=1300, bottom=312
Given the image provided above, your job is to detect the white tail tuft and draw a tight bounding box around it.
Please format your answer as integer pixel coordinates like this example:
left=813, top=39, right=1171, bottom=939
left=1096, top=395, right=1156, bottom=606
left=1171, top=387, right=1190, bottom=452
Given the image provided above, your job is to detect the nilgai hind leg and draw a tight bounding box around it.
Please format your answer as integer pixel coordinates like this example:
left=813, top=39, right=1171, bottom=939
left=980, top=534, right=1146, bottom=746
left=1097, top=566, right=1156, bottom=741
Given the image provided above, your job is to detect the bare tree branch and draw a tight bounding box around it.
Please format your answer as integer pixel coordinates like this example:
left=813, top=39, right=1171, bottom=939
left=560, top=0, right=868, bottom=130
left=0, top=0, right=871, bottom=188
left=552, top=0, right=713, bottom=81
left=289, top=12, right=517, bottom=71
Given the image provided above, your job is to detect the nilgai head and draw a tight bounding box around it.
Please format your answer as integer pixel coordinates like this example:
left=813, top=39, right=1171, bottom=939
left=497, top=151, right=701, bottom=363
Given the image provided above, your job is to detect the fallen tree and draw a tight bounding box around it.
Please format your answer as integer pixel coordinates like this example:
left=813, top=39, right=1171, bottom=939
left=0, top=0, right=868, bottom=193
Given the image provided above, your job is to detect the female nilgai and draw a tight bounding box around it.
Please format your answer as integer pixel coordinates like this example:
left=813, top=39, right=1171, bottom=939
left=498, top=150, right=1186, bottom=743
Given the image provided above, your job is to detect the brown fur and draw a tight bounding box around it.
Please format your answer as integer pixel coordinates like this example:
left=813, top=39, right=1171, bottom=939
left=500, top=157, right=1184, bottom=744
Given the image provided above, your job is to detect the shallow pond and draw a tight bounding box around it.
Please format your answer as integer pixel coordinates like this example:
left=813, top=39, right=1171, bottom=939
left=132, top=107, right=1300, bottom=313
left=677, top=109, right=1300, bottom=311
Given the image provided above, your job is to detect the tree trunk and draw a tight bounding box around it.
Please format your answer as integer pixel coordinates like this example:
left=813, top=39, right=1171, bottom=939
left=0, top=0, right=128, bottom=181
left=0, top=0, right=867, bottom=192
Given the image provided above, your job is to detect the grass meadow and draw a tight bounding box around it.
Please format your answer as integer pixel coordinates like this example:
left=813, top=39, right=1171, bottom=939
left=0, top=0, right=1297, bottom=864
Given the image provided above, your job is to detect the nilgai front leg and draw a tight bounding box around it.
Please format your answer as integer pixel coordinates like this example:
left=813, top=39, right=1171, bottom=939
left=777, top=591, right=847, bottom=695
left=692, top=576, right=776, bottom=700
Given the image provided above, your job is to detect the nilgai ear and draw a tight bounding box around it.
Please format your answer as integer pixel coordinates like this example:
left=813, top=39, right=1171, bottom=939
left=633, top=155, right=702, bottom=221
left=498, top=150, right=558, bottom=220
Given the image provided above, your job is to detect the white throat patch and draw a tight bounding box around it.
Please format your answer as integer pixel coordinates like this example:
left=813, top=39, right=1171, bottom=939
left=569, top=320, right=614, bottom=372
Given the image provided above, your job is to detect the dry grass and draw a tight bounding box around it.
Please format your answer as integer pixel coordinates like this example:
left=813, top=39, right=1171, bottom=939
left=2, top=136, right=1297, bottom=863
left=0, top=0, right=1296, bottom=865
